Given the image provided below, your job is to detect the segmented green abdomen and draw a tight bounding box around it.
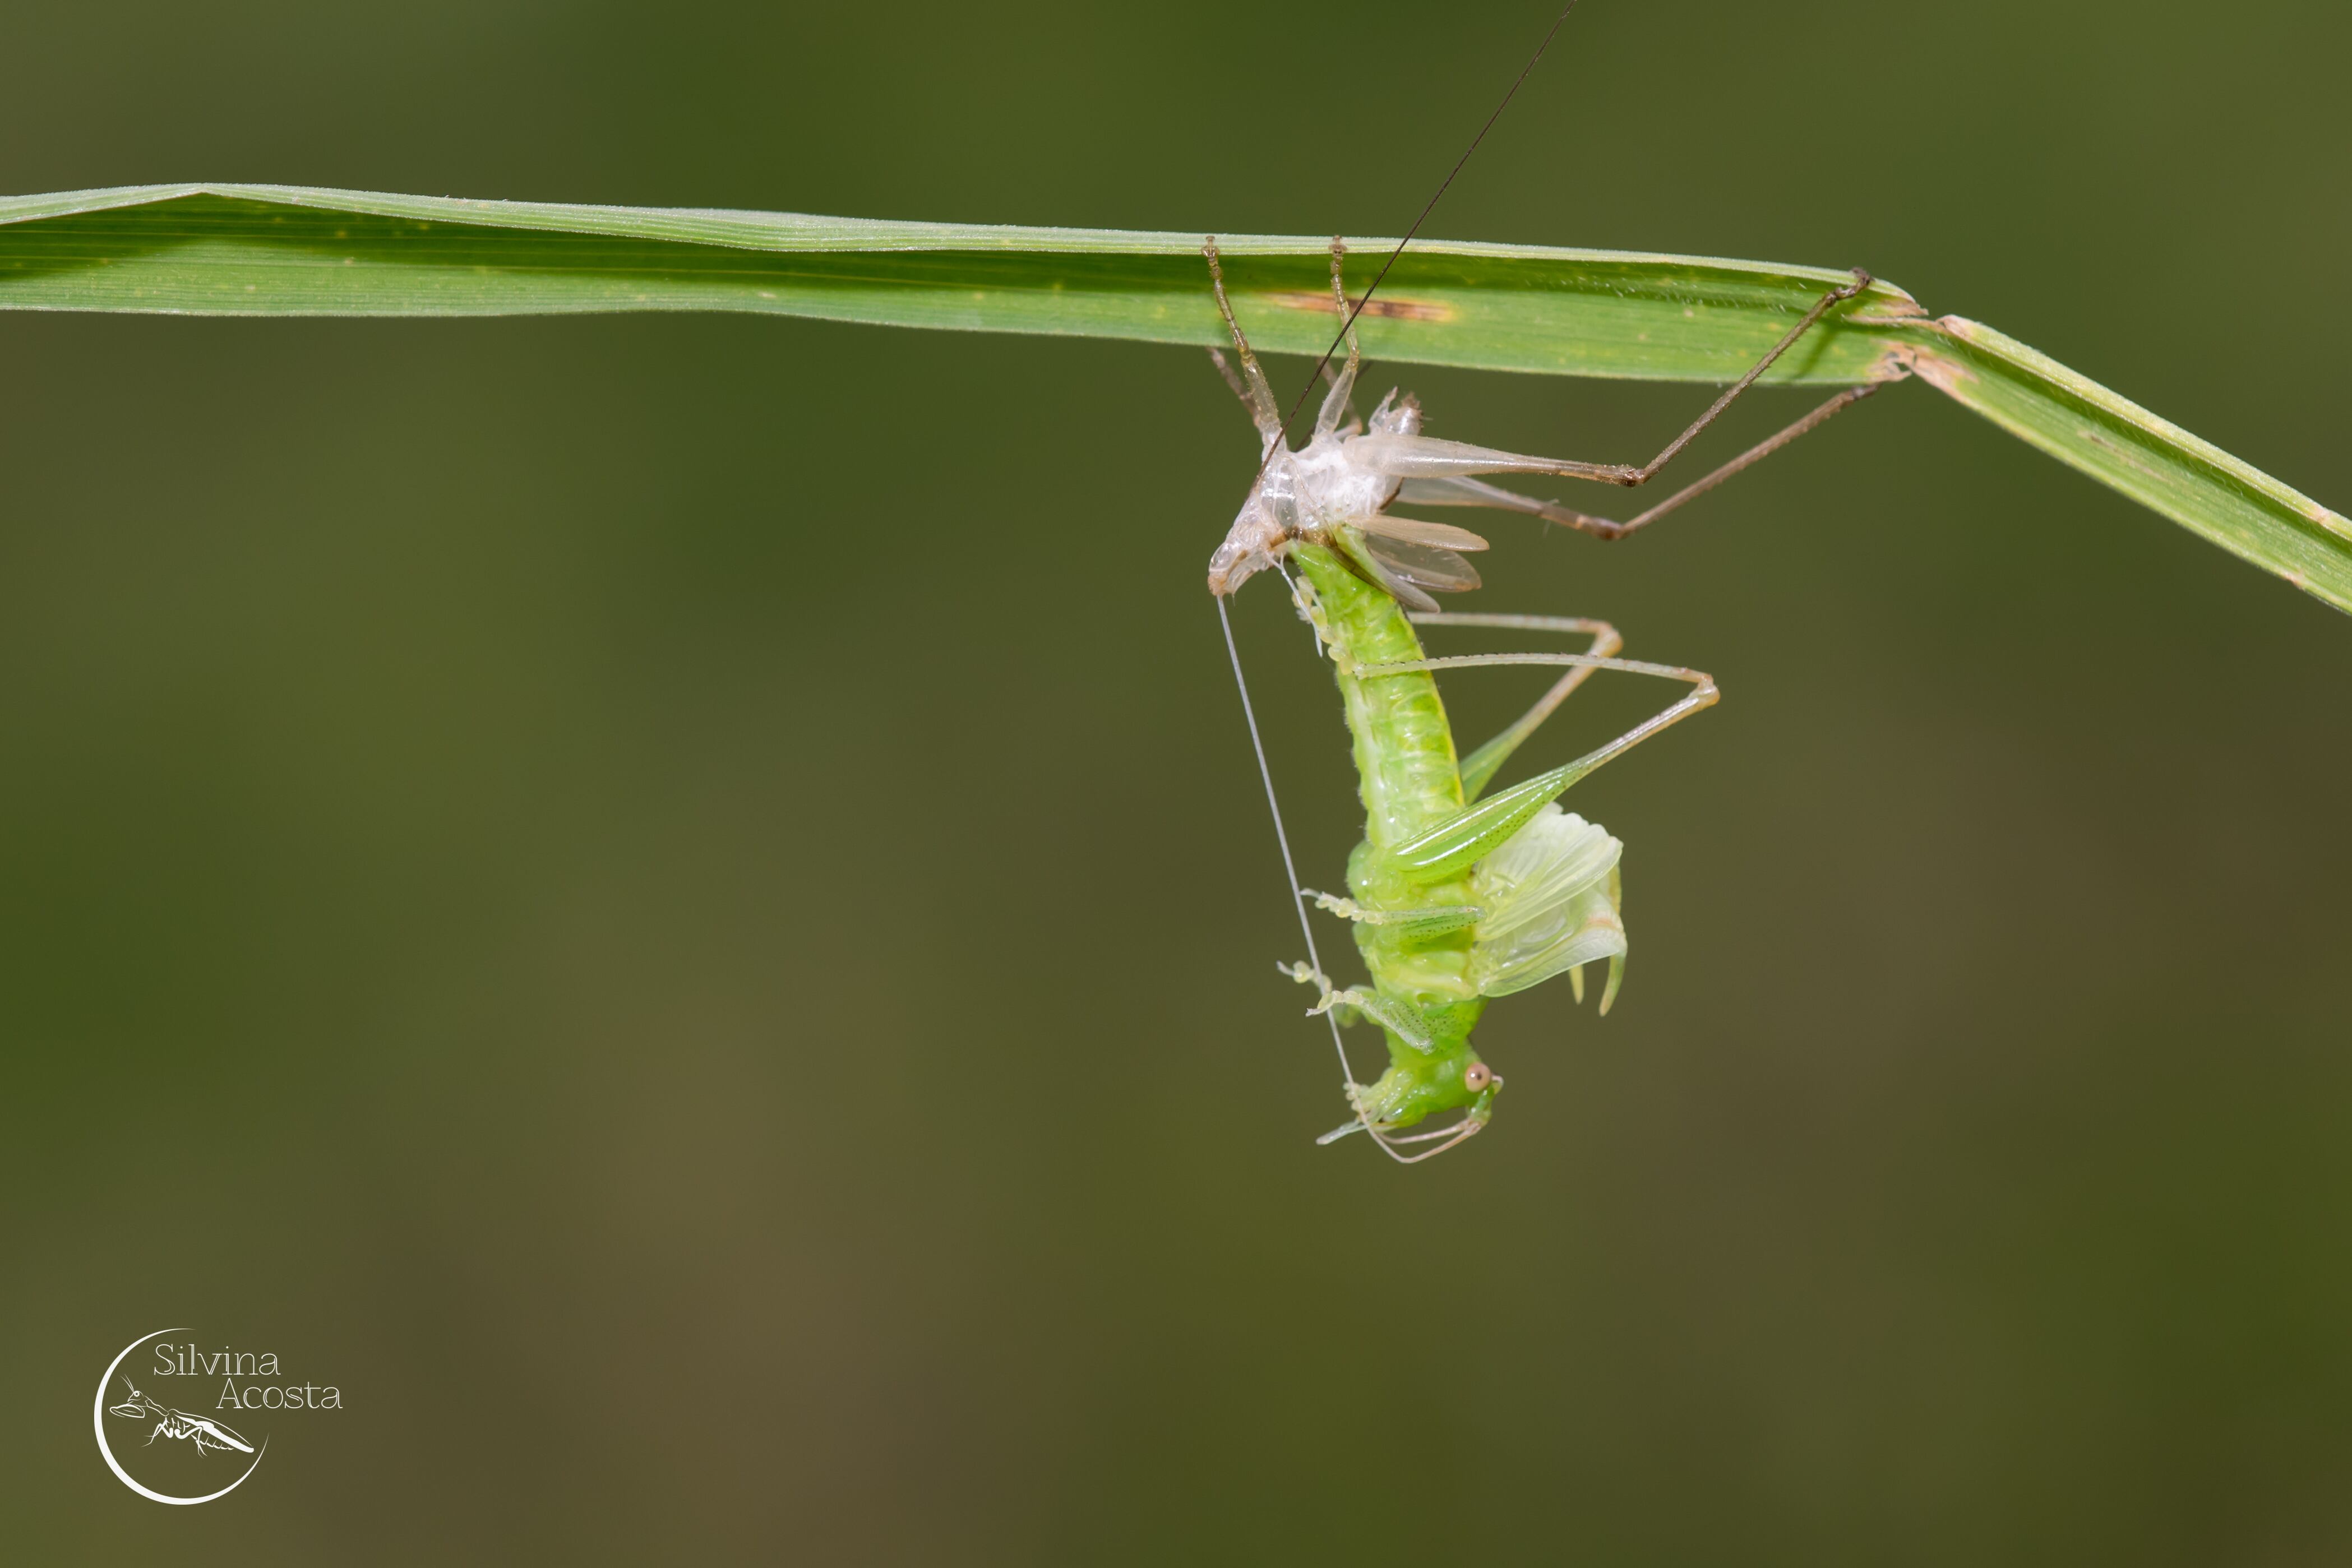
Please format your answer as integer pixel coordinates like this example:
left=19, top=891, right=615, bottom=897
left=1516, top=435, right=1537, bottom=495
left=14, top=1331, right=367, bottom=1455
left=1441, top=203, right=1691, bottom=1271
left=1293, top=544, right=1484, bottom=1011
left=1293, top=545, right=1462, bottom=846
left=1290, top=540, right=1635, bottom=1137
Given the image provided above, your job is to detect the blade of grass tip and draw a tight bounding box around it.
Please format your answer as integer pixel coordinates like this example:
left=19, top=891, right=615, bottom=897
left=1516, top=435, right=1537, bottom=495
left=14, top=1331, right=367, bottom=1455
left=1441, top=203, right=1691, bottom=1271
left=1883, top=314, right=2352, bottom=614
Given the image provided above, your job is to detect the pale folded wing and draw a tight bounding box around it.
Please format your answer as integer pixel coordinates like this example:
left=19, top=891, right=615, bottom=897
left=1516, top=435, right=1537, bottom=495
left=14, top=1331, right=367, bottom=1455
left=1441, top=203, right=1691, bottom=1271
left=1468, top=804, right=1626, bottom=998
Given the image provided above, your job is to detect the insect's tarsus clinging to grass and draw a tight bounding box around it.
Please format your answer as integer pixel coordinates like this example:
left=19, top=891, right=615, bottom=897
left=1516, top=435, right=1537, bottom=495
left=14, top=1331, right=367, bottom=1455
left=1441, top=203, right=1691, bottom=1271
left=1208, top=2, right=1882, bottom=1163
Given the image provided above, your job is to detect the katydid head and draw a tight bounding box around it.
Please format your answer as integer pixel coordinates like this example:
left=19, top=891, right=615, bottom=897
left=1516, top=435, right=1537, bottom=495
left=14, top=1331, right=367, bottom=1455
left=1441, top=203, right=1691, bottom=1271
left=1338, top=1044, right=1501, bottom=1143
left=110, top=1380, right=150, bottom=1419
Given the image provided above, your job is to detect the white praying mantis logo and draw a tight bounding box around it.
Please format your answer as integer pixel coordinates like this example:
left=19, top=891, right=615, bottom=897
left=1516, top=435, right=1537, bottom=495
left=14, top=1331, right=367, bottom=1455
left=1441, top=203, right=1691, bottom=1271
left=94, top=1328, right=271, bottom=1504
left=110, top=1380, right=256, bottom=1457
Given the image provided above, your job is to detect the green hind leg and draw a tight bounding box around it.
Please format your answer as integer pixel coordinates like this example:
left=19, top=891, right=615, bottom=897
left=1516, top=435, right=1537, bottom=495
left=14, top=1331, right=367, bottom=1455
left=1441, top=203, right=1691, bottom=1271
left=1407, top=612, right=1624, bottom=798
left=1353, top=646, right=1717, bottom=889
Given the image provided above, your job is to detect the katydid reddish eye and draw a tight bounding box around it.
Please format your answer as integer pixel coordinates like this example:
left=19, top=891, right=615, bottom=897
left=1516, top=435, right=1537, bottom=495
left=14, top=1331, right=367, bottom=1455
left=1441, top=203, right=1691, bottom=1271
left=1464, top=1063, right=1492, bottom=1091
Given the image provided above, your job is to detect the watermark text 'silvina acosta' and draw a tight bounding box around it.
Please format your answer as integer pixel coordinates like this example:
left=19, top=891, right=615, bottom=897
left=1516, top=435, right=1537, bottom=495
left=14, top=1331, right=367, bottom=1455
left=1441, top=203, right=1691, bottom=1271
left=94, top=1328, right=344, bottom=1504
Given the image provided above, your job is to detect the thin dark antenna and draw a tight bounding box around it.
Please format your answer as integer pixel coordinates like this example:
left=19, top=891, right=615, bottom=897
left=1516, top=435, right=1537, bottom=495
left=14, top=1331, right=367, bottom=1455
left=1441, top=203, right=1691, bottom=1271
left=1272, top=0, right=1582, bottom=446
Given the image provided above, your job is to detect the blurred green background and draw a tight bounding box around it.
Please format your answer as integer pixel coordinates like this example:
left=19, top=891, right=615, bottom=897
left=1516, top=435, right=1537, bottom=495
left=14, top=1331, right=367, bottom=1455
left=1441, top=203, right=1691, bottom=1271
left=5, top=1, right=2349, bottom=1561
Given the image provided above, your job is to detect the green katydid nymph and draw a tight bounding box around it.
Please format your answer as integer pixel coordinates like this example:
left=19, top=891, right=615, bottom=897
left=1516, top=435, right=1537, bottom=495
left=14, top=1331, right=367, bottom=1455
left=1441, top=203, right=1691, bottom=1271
left=1208, top=235, right=1873, bottom=1162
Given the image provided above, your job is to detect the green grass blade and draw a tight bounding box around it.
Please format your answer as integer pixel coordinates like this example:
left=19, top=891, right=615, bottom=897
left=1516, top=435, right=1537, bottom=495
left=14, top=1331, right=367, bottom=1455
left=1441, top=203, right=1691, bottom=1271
left=3, top=183, right=2344, bottom=613
left=0, top=184, right=1912, bottom=381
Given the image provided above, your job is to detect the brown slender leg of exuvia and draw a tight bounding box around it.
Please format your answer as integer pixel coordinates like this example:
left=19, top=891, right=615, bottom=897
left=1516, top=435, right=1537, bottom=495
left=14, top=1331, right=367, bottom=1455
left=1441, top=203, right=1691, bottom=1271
left=1328, top=237, right=1361, bottom=368
left=1314, top=237, right=1364, bottom=436
left=1596, top=268, right=1876, bottom=489
left=1203, top=236, right=1282, bottom=440
left=1568, top=381, right=1883, bottom=540
left=1396, top=382, right=1884, bottom=542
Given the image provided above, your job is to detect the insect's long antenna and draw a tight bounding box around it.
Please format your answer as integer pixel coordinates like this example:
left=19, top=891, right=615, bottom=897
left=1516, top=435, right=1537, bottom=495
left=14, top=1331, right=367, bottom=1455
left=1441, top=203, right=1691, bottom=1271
left=1223, top=602, right=1439, bottom=1165
left=1268, top=0, right=1582, bottom=454
left=1219, top=597, right=1410, bottom=1157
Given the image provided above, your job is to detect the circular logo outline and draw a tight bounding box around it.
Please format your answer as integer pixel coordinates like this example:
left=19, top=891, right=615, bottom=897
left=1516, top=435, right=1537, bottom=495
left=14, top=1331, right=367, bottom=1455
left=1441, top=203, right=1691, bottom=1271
left=94, top=1327, right=268, bottom=1505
